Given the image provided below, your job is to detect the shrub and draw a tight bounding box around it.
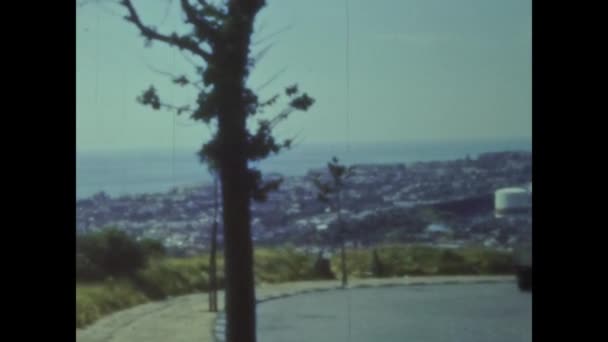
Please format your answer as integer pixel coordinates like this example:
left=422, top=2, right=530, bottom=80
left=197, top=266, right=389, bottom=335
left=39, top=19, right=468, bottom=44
left=76, top=245, right=514, bottom=329
left=313, top=252, right=335, bottom=279
left=459, top=247, right=514, bottom=274
left=76, top=253, right=104, bottom=282
left=133, top=257, right=217, bottom=300
left=139, top=238, right=167, bottom=259
left=76, top=228, right=157, bottom=281
left=98, top=229, right=146, bottom=276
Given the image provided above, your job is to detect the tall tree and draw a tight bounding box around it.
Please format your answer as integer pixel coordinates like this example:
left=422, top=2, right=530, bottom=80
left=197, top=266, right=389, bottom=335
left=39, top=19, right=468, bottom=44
left=313, top=157, right=354, bottom=288
left=83, top=1, right=315, bottom=341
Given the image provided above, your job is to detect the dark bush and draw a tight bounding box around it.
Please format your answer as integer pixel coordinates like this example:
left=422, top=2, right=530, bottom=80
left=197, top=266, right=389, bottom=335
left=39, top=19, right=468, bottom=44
left=101, top=229, right=146, bottom=276
left=139, top=238, right=166, bottom=259
left=313, top=252, right=335, bottom=279
left=76, top=228, right=147, bottom=280
left=76, top=253, right=104, bottom=282
left=437, top=249, right=476, bottom=274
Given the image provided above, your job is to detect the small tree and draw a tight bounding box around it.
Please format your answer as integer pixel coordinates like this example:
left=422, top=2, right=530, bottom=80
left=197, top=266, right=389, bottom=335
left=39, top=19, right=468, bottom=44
left=313, top=157, right=354, bottom=288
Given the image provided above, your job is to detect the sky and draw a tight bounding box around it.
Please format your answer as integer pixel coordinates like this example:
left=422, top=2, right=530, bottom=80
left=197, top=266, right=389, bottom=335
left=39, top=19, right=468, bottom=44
left=76, top=0, right=531, bottom=152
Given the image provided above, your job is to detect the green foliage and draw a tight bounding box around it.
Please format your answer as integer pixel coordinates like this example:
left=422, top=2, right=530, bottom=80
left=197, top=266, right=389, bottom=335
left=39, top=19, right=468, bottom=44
left=133, top=256, right=223, bottom=300
left=139, top=238, right=167, bottom=259
left=313, top=157, right=355, bottom=203
left=95, top=2, right=314, bottom=339
left=313, top=253, right=335, bottom=279
left=76, top=245, right=514, bottom=329
left=76, top=280, right=147, bottom=329
left=124, top=0, right=315, bottom=203
left=76, top=253, right=104, bottom=281
left=437, top=249, right=476, bottom=275
left=76, top=229, right=165, bottom=282
left=253, top=247, right=320, bottom=283
left=76, top=254, right=224, bottom=329
left=458, top=247, right=515, bottom=274
left=331, top=245, right=514, bottom=278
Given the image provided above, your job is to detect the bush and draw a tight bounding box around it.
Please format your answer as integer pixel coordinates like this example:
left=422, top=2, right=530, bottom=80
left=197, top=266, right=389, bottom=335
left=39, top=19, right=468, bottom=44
left=313, top=252, right=335, bottom=279
left=139, top=238, right=166, bottom=259
left=437, top=249, right=476, bottom=274
left=459, top=247, right=514, bottom=274
left=76, top=253, right=225, bottom=328
left=76, top=245, right=514, bottom=329
left=76, top=228, right=160, bottom=281
left=76, top=253, right=104, bottom=281
left=133, top=256, right=219, bottom=300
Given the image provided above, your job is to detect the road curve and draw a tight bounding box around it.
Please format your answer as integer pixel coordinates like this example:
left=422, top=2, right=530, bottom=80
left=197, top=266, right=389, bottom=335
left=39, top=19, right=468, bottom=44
left=77, top=275, right=515, bottom=342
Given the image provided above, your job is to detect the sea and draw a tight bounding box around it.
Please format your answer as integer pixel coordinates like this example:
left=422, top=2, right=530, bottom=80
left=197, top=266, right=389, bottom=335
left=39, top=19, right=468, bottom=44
left=76, top=139, right=532, bottom=199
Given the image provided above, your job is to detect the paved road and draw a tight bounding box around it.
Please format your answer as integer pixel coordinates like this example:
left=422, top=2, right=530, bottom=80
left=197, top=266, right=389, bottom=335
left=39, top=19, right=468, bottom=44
left=257, top=283, right=531, bottom=342
left=77, top=276, right=515, bottom=342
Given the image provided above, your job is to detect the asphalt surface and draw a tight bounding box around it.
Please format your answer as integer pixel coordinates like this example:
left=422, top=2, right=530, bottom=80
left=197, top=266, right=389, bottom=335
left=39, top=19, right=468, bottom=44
left=257, top=283, right=531, bottom=342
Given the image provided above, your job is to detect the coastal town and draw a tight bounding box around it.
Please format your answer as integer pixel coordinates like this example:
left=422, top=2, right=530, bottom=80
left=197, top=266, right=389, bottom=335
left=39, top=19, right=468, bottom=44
left=76, top=151, right=532, bottom=255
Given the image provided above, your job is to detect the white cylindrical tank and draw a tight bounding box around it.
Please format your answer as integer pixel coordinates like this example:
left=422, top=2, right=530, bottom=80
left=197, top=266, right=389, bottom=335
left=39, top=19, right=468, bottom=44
left=495, top=187, right=531, bottom=215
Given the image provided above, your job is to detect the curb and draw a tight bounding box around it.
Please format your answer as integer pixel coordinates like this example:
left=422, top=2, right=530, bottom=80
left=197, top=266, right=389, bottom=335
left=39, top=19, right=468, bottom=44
left=212, top=277, right=513, bottom=342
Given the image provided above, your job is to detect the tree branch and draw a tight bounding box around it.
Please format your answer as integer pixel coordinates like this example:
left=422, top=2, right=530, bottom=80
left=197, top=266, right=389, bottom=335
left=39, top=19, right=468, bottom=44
left=250, top=42, right=274, bottom=67
left=158, top=102, right=194, bottom=114
left=253, top=24, right=293, bottom=46
left=145, top=63, right=204, bottom=90
left=180, top=49, right=200, bottom=68
left=268, top=108, right=293, bottom=129
left=136, top=85, right=193, bottom=115
left=120, top=0, right=211, bottom=60
left=180, top=0, right=219, bottom=43
left=159, top=0, right=174, bottom=26
left=255, top=67, right=287, bottom=92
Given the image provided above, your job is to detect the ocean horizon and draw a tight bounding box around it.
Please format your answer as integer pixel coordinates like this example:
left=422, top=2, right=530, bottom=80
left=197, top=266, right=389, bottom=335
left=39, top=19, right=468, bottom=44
left=76, top=138, right=531, bottom=199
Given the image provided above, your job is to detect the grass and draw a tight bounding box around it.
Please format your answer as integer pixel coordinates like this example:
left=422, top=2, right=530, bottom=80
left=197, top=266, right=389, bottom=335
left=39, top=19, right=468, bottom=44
left=77, top=253, right=220, bottom=329
left=133, top=255, right=222, bottom=300
left=76, top=245, right=513, bottom=329
left=254, top=247, right=322, bottom=283
left=76, top=280, right=148, bottom=328
left=330, top=245, right=514, bottom=279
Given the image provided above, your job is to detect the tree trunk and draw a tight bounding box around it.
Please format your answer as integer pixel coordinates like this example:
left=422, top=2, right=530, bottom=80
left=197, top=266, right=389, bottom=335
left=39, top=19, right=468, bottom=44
left=208, top=176, right=219, bottom=312
left=220, top=157, right=255, bottom=342
left=217, top=4, right=263, bottom=341
left=217, top=63, right=257, bottom=342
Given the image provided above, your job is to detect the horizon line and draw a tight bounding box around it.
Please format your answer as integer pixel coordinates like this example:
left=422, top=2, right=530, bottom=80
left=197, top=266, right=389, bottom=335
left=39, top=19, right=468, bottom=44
left=77, top=136, right=532, bottom=154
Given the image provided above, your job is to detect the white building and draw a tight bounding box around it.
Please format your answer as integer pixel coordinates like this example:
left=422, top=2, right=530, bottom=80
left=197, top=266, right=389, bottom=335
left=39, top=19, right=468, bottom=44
left=494, top=187, right=532, bottom=218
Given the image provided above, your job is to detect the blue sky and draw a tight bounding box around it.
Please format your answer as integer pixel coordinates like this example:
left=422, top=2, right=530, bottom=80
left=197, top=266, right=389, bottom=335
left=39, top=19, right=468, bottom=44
left=76, top=0, right=531, bottom=152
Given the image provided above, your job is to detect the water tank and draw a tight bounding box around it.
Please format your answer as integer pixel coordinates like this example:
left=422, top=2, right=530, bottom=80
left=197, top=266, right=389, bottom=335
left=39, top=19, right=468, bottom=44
left=495, top=187, right=531, bottom=217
